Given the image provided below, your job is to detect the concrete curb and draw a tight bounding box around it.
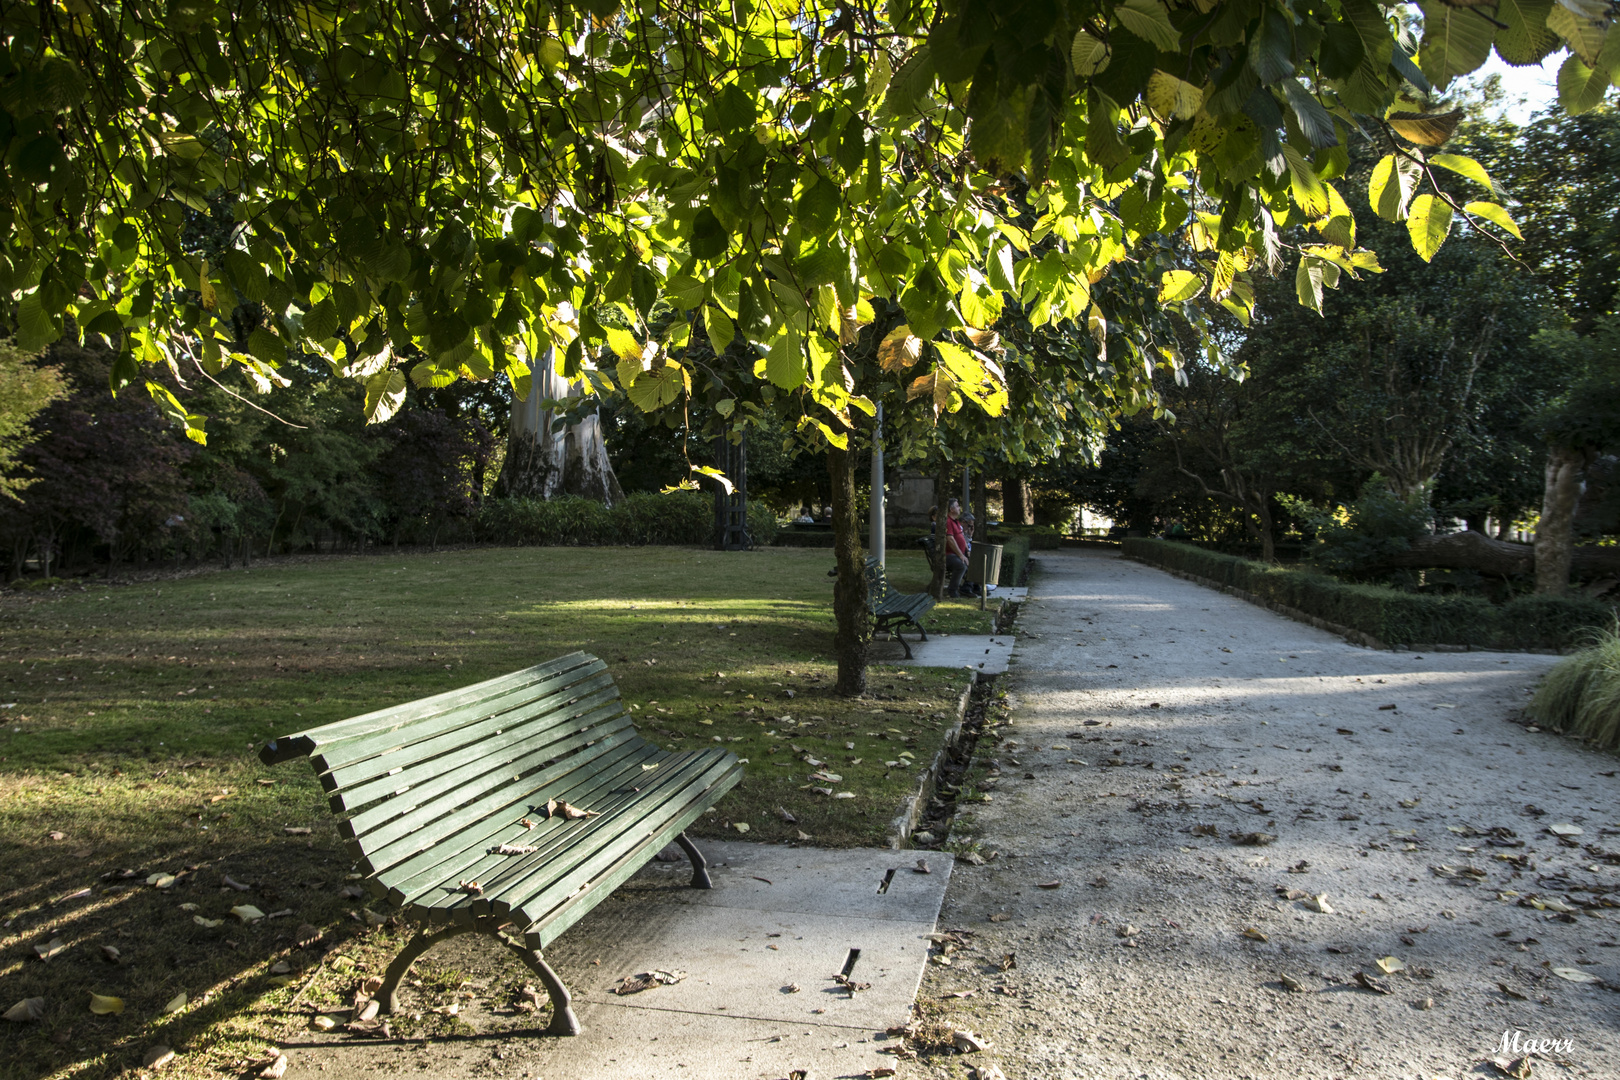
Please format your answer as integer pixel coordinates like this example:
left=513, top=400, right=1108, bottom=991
left=886, top=672, right=977, bottom=848
left=1127, top=556, right=1570, bottom=655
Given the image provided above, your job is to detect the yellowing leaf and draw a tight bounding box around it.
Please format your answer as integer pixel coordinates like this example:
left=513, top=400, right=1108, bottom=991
left=877, top=325, right=924, bottom=372
left=1387, top=109, right=1463, bottom=146
left=907, top=367, right=958, bottom=417
left=605, top=327, right=644, bottom=363
left=1376, top=956, right=1406, bottom=974
left=1428, top=152, right=1496, bottom=193
left=363, top=369, right=406, bottom=425
left=1158, top=269, right=1203, bottom=304
left=231, top=904, right=267, bottom=922
left=1551, top=966, right=1602, bottom=983
left=1282, top=146, right=1329, bottom=219
left=1146, top=71, right=1202, bottom=120
left=1464, top=200, right=1522, bottom=239
left=1369, top=154, right=1420, bottom=221
left=704, top=305, right=735, bottom=356
left=88, top=993, right=124, bottom=1015
left=1406, top=194, right=1453, bottom=262
left=162, top=992, right=188, bottom=1014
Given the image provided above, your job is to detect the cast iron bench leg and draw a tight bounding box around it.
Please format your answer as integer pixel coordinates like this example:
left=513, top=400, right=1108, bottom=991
left=514, top=946, right=581, bottom=1036
left=675, top=831, right=712, bottom=889
left=378, top=924, right=474, bottom=1014
left=894, top=623, right=914, bottom=659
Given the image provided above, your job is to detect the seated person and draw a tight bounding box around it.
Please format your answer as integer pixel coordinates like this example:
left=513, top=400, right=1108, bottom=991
left=944, top=499, right=969, bottom=597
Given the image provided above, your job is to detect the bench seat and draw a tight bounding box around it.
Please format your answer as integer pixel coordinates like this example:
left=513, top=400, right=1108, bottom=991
left=262, top=651, right=742, bottom=1035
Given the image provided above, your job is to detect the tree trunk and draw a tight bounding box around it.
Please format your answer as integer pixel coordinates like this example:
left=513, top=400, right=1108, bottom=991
left=972, top=470, right=988, bottom=542
left=1257, top=495, right=1276, bottom=563
left=1535, top=445, right=1583, bottom=595
left=1002, top=473, right=1032, bottom=525
left=495, top=348, right=625, bottom=504
left=1386, top=530, right=1534, bottom=575
left=827, top=444, right=868, bottom=697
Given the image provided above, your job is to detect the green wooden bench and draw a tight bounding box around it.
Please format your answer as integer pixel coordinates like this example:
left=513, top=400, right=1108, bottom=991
left=865, top=556, right=935, bottom=658
left=260, top=651, right=743, bottom=1036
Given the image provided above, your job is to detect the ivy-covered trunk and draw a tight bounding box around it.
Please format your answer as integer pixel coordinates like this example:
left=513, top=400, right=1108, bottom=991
left=1535, top=444, right=1584, bottom=595
left=827, top=443, right=868, bottom=697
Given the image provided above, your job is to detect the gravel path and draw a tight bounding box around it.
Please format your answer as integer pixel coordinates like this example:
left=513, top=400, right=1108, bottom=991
left=915, top=550, right=1620, bottom=1080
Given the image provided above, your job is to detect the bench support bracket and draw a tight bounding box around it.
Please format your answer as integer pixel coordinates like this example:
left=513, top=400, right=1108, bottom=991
left=675, top=830, right=712, bottom=889
left=377, top=922, right=580, bottom=1036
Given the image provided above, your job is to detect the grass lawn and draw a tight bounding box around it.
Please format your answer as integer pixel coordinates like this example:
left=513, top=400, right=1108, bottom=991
left=0, top=545, right=984, bottom=1080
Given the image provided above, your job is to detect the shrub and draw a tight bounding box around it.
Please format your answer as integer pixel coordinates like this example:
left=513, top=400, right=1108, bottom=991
left=1529, top=624, right=1620, bottom=751
left=1283, top=475, right=1433, bottom=576
left=474, top=491, right=777, bottom=548
left=1124, top=537, right=1614, bottom=651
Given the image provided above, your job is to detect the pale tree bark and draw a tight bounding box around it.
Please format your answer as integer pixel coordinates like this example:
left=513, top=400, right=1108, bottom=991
left=495, top=348, right=625, bottom=504
left=1535, top=445, right=1584, bottom=595
left=828, top=443, right=868, bottom=697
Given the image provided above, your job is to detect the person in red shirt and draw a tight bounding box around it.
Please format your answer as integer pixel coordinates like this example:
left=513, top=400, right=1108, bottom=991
left=943, top=499, right=969, bottom=597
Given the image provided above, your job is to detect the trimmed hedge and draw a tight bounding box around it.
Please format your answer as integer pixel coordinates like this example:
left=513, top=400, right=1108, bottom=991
left=474, top=492, right=777, bottom=548
left=1124, top=537, right=1613, bottom=651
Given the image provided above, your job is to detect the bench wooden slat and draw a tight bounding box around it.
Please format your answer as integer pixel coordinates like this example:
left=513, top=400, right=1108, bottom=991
left=261, top=652, right=599, bottom=765
left=339, top=708, right=636, bottom=841
left=314, top=667, right=616, bottom=785
left=459, top=750, right=722, bottom=920
left=324, top=680, right=622, bottom=809
left=354, top=730, right=654, bottom=879
left=518, top=786, right=723, bottom=951
left=491, top=752, right=742, bottom=926
left=408, top=747, right=713, bottom=921
left=377, top=739, right=663, bottom=905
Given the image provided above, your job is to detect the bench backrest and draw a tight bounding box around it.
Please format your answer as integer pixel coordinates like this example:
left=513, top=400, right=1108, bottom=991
left=863, top=556, right=892, bottom=604
left=261, top=651, right=641, bottom=878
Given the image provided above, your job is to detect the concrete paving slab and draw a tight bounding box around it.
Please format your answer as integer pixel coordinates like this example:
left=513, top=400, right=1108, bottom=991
left=870, top=633, right=1015, bottom=674
left=413, top=841, right=953, bottom=1080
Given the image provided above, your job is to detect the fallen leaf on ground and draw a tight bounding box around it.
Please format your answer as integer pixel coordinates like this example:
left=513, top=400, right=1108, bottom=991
left=101, top=945, right=120, bottom=963
left=1497, top=982, right=1529, bottom=1000
left=1242, top=927, right=1269, bottom=942
left=147, top=873, right=176, bottom=889
left=1036, top=880, right=1061, bottom=889
left=733, top=822, right=750, bottom=834
left=193, top=916, right=224, bottom=928
left=1415, top=996, right=1434, bottom=1009
left=796, top=830, right=812, bottom=841
left=1231, top=832, right=1275, bottom=846
left=1376, top=956, right=1406, bottom=974
left=1547, top=823, right=1583, bottom=837
left=34, top=938, right=66, bottom=962
left=282, top=827, right=311, bottom=836
left=988, top=912, right=1010, bottom=922
left=1278, top=974, right=1307, bottom=992
left=161, top=992, right=187, bottom=1014
left=613, top=969, right=687, bottom=995
left=969, top=1065, right=1008, bottom=1080
left=1551, top=967, right=1602, bottom=984
left=457, top=880, right=482, bottom=894
left=953, top=1029, right=990, bottom=1052
left=782, top=983, right=801, bottom=994
left=960, top=852, right=986, bottom=865
left=88, top=993, right=124, bottom=1015
left=311, top=1016, right=337, bottom=1031
left=1190, top=823, right=1218, bottom=836
left=489, top=844, right=537, bottom=855
left=1305, top=894, right=1334, bottom=914
left=777, top=807, right=796, bottom=823
left=343, top=1018, right=391, bottom=1038
left=1351, top=972, right=1390, bottom=995
left=997, top=953, right=1017, bottom=971
left=832, top=974, right=871, bottom=995
left=1116, top=924, right=1139, bottom=938
left=914, top=859, right=930, bottom=874
left=4, top=998, right=45, bottom=1022
left=1489, top=1056, right=1533, bottom=1079
left=142, top=1044, right=175, bottom=1069
left=231, top=905, right=266, bottom=922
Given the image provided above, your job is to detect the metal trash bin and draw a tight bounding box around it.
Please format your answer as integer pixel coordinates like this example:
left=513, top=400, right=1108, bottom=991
left=968, top=543, right=1003, bottom=609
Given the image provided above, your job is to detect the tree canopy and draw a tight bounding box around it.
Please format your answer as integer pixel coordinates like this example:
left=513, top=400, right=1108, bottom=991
left=5, top=0, right=1612, bottom=459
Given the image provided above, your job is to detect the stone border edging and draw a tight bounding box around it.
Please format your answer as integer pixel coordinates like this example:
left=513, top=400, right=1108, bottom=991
left=1125, top=554, right=1568, bottom=655
left=887, top=672, right=976, bottom=848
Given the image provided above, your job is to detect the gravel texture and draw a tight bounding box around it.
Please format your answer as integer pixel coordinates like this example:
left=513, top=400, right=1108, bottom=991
left=914, top=549, right=1620, bottom=1080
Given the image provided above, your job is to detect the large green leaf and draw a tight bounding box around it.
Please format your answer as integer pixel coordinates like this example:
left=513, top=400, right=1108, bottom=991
left=15, top=291, right=60, bottom=352
left=1115, top=0, right=1182, bottom=52
left=1493, top=0, right=1561, bottom=66
left=1428, top=152, right=1497, bottom=194
left=1416, top=1, right=1495, bottom=88
left=363, top=369, right=407, bottom=424
left=1463, top=200, right=1523, bottom=239
left=1405, top=194, right=1453, bottom=262
left=1557, top=52, right=1611, bottom=115
left=1157, top=269, right=1204, bottom=303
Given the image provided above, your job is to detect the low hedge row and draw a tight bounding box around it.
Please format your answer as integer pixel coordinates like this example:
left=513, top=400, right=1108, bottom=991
left=1124, top=537, right=1613, bottom=651
left=474, top=492, right=778, bottom=548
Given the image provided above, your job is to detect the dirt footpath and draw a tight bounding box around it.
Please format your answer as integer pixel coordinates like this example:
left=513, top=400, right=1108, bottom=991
left=916, top=550, right=1620, bottom=1080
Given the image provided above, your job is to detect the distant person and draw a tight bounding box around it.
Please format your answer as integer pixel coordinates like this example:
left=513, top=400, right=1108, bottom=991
left=1165, top=517, right=1188, bottom=540
left=944, top=499, right=969, bottom=597
left=962, top=511, right=984, bottom=596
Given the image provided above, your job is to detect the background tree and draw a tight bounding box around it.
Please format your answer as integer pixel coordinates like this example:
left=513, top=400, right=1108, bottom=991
left=0, top=343, right=65, bottom=501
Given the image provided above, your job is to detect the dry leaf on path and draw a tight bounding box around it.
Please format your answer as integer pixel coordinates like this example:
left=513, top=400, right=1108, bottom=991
left=88, top=993, right=124, bottom=1015
left=489, top=844, right=537, bottom=855
left=4, top=998, right=45, bottom=1022
left=969, top=1066, right=1009, bottom=1080
left=1231, top=832, right=1275, bottom=846
left=1376, top=956, right=1406, bottom=974
left=1036, top=880, right=1061, bottom=889
left=1547, top=823, right=1584, bottom=837
left=231, top=905, right=266, bottom=922
left=1497, top=981, right=1529, bottom=1000
left=1551, top=967, right=1602, bottom=984
left=281, top=827, right=311, bottom=836
left=613, top=969, right=687, bottom=995
left=796, top=830, right=812, bottom=841
left=142, top=1045, right=174, bottom=1069
left=988, top=912, right=1010, bottom=922
left=777, top=807, right=797, bottom=823
left=952, top=1029, right=990, bottom=1052
left=1351, top=972, right=1390, bottom=995
left=1489, top=1056, right=1533, bottom=1079
left=1242, top=927, right=1269, bottom=942
left=1278, top=974, right=1307, bottom=993
left=960, top=852, right=986, bottom=865
left=161, top=992, right=187, bottom=1014
left=1305, top=894, right=1334, bottom=914
left=545, top=798, right=599, bottom=820
left=34, top=938, right=66, bottom=962
left=193, top=916, right=223, bottom=928
left=913, top=859, right=931, bottom=874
